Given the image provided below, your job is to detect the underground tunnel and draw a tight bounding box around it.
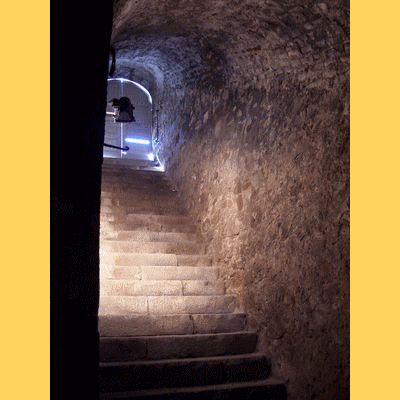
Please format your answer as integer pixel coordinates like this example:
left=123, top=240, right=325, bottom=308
left=52, top=1, right=349, bottom=399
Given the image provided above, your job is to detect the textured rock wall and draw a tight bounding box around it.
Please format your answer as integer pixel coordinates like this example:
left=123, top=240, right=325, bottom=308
left=111, top=0, right=350, bottom=398
left=154, top=27, right=349, bottom=400
left=157, top=71, right=349, bottom=400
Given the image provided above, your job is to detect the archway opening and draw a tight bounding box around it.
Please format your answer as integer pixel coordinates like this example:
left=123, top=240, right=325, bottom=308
left=104, top=78, right=153, bottom=161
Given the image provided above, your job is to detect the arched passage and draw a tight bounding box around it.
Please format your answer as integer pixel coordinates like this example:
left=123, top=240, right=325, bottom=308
left=104, top=78, right=153, bottom=160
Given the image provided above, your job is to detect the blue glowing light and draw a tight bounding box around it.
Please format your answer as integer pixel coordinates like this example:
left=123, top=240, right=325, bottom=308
left=125, top=138, right=150, bottom=145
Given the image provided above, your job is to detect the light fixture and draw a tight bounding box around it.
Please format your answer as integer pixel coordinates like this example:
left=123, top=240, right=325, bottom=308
left=107, top=97, right=136, bottom=123
left=125, top=138, right=150, bottom=145
left=147, top=153, right=155, bottom=161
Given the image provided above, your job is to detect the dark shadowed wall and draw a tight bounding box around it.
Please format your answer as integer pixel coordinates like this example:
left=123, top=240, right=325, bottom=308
left=51, top=3, right=113, bottom=399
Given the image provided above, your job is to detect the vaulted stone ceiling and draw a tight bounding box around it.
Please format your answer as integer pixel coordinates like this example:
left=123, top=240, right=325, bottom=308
left=110, top=0, right=349, bottom=93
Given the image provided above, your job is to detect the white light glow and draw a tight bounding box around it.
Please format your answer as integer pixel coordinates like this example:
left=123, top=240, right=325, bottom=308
left=107, top=78, right=153, bottom=104
left=125, top=138, right=150, bottom=145
left=155, top=154, right=165, bottom=172
left=147, top=153, right=155, bottom=161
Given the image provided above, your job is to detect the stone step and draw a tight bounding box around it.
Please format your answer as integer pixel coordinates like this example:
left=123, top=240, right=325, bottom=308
left=101, top=191, right=180, bottom=204
left=101, top=180, right=172, bottom=192
left=101, top=230, right=199, bottom=243
left=101, top=179, right=169, bottom=189
left=99, top=378, right=287, bottom=400
left=101, top=171, right=170, bottom=181
left=102, top=169, right=167, bottom=180
left=101, top=187, right=177, bottom=197
left=101, top=240, right=205, bottom=255
left=126, top=213, right=195, bottom=228
left=98, top=313, right=247, bottom=336
left=102, top=171, right=168, bottom=180
left=102, top=157, right=163, bottom=169
left=98, top=295, right=238, bottom=315
left=101, top=220, right=197, bottom=234
left=101, top=279, right=225, bottom=296
left=102, top=213, right=194, bottom=226
left=102, top=265, right=219, bottom=281
left=100, top=252, right=213, bottom=267
left=100, top=186, right=177, bottom=198
left=102, top=158, right=159, bottom=170
left=101, top=180, right=174, bottom=191
left=102, top=163, right=166, bottom=173
left=100, top=332, right=258, bottom=362
left=101, top=195, right=180, bottom=208
left=99, top=353, right=270, bottom=392
left=102, top=166, right=161, bottom=173
left=101, top=204, right=187, bottom=217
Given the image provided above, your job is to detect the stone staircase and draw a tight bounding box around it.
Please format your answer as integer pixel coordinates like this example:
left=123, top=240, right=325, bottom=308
left=98, top=158, right=287, bottom=399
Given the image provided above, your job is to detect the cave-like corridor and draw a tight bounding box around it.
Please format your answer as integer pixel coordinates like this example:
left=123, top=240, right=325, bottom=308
left=52, top=1, right=349, bottom=399
left=105, top=1, right=349, bottom=397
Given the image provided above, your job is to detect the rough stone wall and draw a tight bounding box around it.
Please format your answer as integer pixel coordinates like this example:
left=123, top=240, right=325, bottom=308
left=157, top=76, right=349, bottom=399
left=110, top=1, right=349, bottom=398
left=154, top=13, right=349, bottom=400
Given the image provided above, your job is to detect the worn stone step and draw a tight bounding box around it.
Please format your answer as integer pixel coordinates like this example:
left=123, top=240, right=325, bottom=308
left=103, top=213, right=194, bottom=226
left=101, top=180, right=172, bottom=192
left=101, top=180, right=173, bottom=191
left=101, top=167, right=161, bottom=174
left=101, top=176, right=172, bottom=185
left=101, top=179, right=170, bottom=189
left=100, top=252, right=212, bottom=267
left=101, top=196, right=180, bottom=208
left=101, top=204, right=187, bottom=217
left=102, top=265, right=219, bottom=281
left=101, top=187, right=177, bottom=197
left=98, top=313, right=247, bottom=337
left=100, top=187, right=176, bottom=198
left=102, top=169, right=167, bottom=179
left=177, top=254, right=213, bottom=266
left=100, top=332, right=258, bottom=362
left=101, top=220, right=197, bottom=235
left=99, top=295, right=238, bottom=315
left=101, top=230, right=199, bottom=243
left=102, top=173, right=168, bottom=182
left=101, top=240, right=205, bottom=255
left=106, top=222, right=197, bottom=235
left=102, top=158, right=159, bottom=170
left=101, top=280, right=225, bottom=296
left=99, top=353, right=270, bottom=392
left=101, top=167, right=168, bottom=178
left=125, top=214, right=195, bottom=229
left=102, top=166, right=161, bottom=173
left=101, top=213, right=191, bottom=224
left=102, top=160, right=163, bottom=169
left=101, top=192, right=180, bottom=206
left=100, top=187, right=170, bottom=196
left=99, top=378, right=287, bottom=400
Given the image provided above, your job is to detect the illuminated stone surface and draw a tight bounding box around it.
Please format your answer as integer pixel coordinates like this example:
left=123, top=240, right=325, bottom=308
left=97, top=0, right=349, bottom=396
left=98, top=313, right=247, bottom=337
left=99, top=162, right=243, bottom=338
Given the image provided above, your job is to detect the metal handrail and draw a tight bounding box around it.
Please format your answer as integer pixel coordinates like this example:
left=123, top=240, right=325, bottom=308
left=103, top=143, right=129, bottom=151
left=109, top=46, right=116, bottom=76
